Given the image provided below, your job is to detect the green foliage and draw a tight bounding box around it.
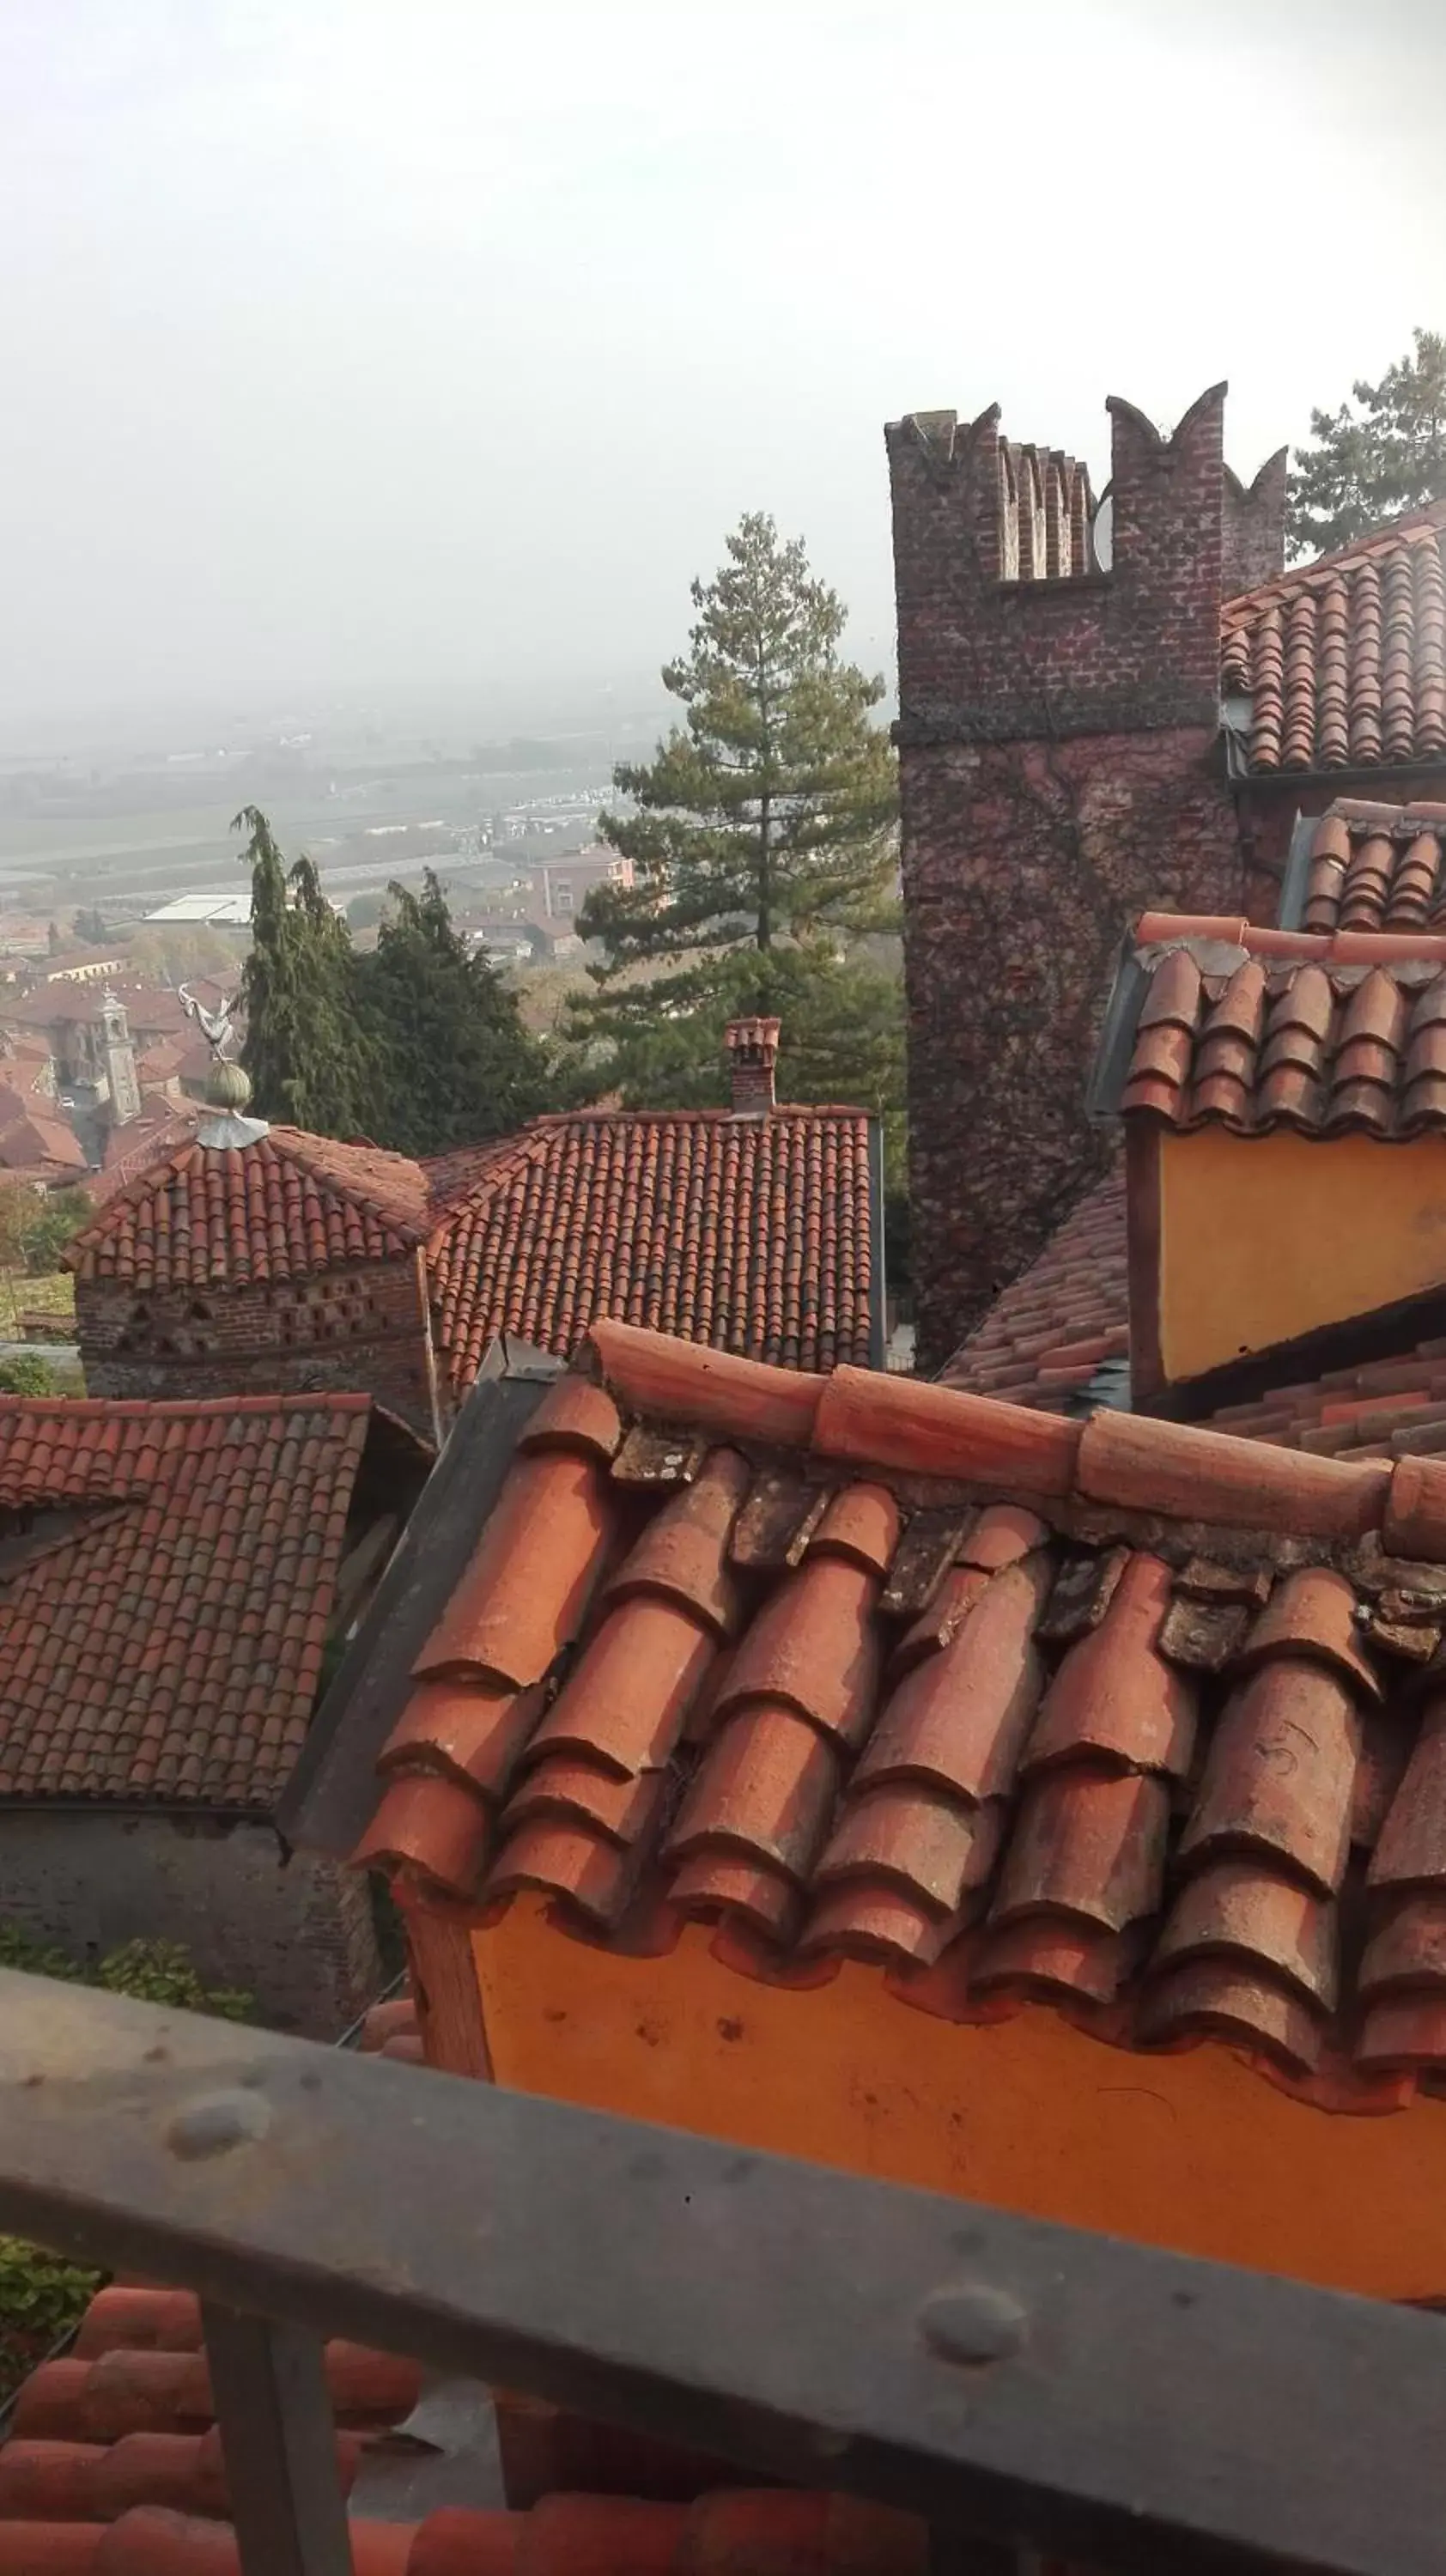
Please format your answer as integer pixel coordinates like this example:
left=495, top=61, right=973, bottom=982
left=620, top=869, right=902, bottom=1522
left=126, top=924, right=246, bottom=984
left=1288, top=328, right=1446, bottom=557
left=562, top=513, right=902, bottom=1133
left=12, top=1188, right=92, bottom=1278
left=73, top=903, right=108, bottom=944
left=0, top=1352, right=59, bottom=1395
left=237, top=806, right=375, bottom=1135
left=0, top=2235, right=100, bottom=2399
left=357, top=872, right=550, bottom=1157
left=238, top=814, right=550, bottom=1155
left=0, top=1919, right=253, bottom=2019
left=0, top=1928, right=252, bottom=2401
left=0, top=1921, right=75, bottom=1981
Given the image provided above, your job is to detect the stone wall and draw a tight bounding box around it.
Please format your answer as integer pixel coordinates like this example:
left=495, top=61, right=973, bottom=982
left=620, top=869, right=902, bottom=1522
left=76, top=1252, right=439, bottom=1441
left=900, top=727, right=1243, bottom=1367
left=0, top=1809, right=379, bottom=2036
left=887, top=385, right=1284, bottom=1371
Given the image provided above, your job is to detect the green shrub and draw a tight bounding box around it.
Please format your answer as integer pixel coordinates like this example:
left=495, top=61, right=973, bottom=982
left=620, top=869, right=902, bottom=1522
left=0, top=2237, right=101, bottom=2400
left=93, top=1937, right=251, bottom=2022
left=0, top=1353, right=59, bottom=1396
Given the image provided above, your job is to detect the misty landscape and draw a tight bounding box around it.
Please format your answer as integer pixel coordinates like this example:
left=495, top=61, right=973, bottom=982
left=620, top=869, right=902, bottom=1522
left=0, top=681, right=666, bottom=921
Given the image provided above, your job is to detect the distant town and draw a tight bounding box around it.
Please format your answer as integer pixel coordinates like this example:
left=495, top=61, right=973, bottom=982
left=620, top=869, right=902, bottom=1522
left=0, top=686, right=682, bottom=1231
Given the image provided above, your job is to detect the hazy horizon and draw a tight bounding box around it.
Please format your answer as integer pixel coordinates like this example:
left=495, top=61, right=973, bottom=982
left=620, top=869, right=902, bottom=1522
left=2, top=0, right=1443, bottom=738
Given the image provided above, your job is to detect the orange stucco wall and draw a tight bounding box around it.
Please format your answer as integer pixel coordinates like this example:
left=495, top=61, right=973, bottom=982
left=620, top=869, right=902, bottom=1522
left=472, top=1899, right=1446, bottom=2303
left=1158, top=1127, right=1446, bottom=1382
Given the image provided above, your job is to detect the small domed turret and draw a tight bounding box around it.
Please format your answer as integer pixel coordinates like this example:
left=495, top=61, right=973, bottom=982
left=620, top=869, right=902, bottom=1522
left=205, top=1057, right=254, bottom=1113
left=197, top=1053, right=269, bottom=1150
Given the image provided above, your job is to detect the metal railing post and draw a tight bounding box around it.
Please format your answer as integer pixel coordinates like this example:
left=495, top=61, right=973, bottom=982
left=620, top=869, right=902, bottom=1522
left=203, top=2305, right=355, bottom=2575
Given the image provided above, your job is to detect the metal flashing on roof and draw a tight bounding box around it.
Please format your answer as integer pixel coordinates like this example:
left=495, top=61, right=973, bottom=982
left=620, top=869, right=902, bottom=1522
left=1084, top=933, right=1149, bottom=1123
left=1276, top=809, right=1319, bottom=933
left=277, top=1337, right=561, bottom=1863
left=1072, top=1353, right=1132, bottom=1416
left=867, top=1117, right=888, bottom=1372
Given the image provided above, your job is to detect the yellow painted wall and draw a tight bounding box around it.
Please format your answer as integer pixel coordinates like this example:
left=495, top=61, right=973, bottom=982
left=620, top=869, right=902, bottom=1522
left=1158, top=1128, right=1446, bottom=1382
left=472, top=1899, right=1446, bottom=2303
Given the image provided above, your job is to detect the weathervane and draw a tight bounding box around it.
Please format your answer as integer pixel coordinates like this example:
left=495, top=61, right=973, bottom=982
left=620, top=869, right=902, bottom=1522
left=179, top=985, right=268, bottom=1147
left=179, top=984, right=240, bottom=1064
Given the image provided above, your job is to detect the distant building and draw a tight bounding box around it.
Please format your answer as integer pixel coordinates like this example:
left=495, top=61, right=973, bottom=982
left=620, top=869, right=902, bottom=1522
left=0, top=1388, right=428, bottom=2032
left=0, top=979, right=236, bottom=1173
left=525, top=846, right=632, bottom=922
left=0, top=1082, right=88, bottom=1182
left=33, top=946, right=126, bottom=987
left=143, top=890, right=252, bottom=926
left=67, top=1023, right=883, bottom=1424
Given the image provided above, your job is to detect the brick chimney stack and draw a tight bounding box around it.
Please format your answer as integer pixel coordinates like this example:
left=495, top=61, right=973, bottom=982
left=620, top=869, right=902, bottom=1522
left=726, top=1017, right=781, bottom=1114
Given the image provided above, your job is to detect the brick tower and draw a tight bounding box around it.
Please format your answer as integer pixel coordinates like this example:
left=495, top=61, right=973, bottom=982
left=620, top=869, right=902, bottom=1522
left=886, top=382, right=1286, bottom=1369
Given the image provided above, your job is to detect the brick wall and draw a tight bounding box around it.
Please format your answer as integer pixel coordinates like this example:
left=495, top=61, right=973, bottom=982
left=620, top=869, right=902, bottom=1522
left=888, top=385, right=1271, bottom=1370
left=889, top=386, right=1231, bottom=746
left=901, top=729, right=1243, bottom=1365
left=0, top=1810, right=380, bottom=2035
left=76, top=1253, right=439, bottom=1441
left=1221, top=452, right=1289, bottom=600
left=1237, top=768, right=1446, bottom=911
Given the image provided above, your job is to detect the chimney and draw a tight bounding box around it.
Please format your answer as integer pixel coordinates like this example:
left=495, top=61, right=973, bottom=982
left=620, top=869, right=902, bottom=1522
left=726, top=1017, right=781, bottom=1115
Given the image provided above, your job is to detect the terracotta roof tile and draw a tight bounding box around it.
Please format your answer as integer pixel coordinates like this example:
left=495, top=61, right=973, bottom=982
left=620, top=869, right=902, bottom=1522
left=1122, top=920, right=1446, bottom=1139
left=0, top=1393, right=373, bottom=1808
left=942, top=1167, right=1128, bottom=1413
left=1222, top=501, right=1446, bottom=774
left=65, top=1130, right=431, bottom=1289
left=411, top=1448, right=615, bottom=1692
left=0, top=2292, right=922, bottom=2576
left=1296, top=801, right=1446, bottom=936
left=427, top=1106, right=875, bottom=1387
left=349, top=1319, right=1446, bottom=2105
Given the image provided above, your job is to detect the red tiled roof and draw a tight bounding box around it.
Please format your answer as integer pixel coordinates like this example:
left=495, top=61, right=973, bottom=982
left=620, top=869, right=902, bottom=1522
left=1221, top=500, right=1446, bottom=774
left=0, top=1394, right=372, bottom=1807
left=0, top=2287, right=924, bottom=2576
left=1294, top=798, right=1446, bottom=933
left=427, top=1108, right=875, bottom=1388
left=350, top=1321, right=1446, bottom=2106
left=941, top=1167, right=1127, bottom=1412
left=93, top=1103, right=203, bottom=1206
left=0, top=983, right=197, bottom=1036
left=1206, top=1345, right=1446, bottom=1458
left=1122, top=939, right=1446, bottom=1137
left=0, top=1090, right=87, bottom=1177
left=937, top=1163, right=1446, bottom=1467
left=65, top=1131, right=432, bottom=1288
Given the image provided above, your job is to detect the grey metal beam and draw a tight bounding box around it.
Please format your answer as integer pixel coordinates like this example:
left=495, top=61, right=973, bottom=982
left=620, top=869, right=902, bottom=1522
left=202, top=2306, right=355, bottom=2576
left=0, top=1967, right=1442, bottom=2576
left=277, top=1347, right=555, bottom=1861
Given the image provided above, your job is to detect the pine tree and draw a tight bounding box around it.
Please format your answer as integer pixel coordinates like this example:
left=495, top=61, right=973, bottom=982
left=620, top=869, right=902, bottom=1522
left=1288, top=330, right=1446, bottom=557
left=358, top=872, right=548, bottom=1157
left=565, top=513, right=899, bottom=1109
left=236, top=808, right=373, bottom=1134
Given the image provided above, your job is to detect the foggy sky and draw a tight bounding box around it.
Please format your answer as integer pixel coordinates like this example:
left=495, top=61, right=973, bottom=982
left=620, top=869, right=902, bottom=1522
left=1, top=0, right=1443, bottom=729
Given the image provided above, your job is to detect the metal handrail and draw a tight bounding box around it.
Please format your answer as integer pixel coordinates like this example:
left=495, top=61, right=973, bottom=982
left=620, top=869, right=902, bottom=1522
left=0, top=1965, right=1439, bottom=2576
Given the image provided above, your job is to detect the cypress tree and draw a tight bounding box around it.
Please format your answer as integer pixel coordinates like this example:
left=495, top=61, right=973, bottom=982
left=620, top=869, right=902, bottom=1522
left=236, top=807, right=373, bottom=1134
left=359, top=872, right=548, bottom=1157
